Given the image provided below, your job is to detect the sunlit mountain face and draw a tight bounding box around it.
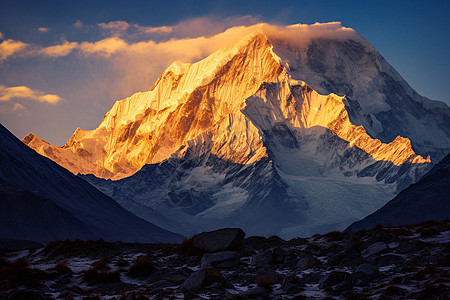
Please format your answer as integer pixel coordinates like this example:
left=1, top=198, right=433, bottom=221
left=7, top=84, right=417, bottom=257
left=23, top=23, right=449, bottom=238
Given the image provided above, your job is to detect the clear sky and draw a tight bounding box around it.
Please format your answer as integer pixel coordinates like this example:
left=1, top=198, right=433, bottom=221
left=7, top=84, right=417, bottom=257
left=0, top=0, right=449, bottom=145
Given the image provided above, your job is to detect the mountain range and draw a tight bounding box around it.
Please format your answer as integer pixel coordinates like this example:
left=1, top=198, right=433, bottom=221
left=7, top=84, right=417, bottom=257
left=0, top=123, right=181, bottom=244
left=17, top=23, right=450, bottom=239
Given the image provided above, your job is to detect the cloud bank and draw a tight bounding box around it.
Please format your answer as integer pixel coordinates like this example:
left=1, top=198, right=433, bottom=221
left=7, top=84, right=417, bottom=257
left=0, top=17, right=361, bottom=144
left=1, top=20, right=358, bottom=63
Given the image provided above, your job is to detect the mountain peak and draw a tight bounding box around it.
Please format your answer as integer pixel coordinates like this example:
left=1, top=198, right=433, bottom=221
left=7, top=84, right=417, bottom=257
left=22, top=23, right=444, bottom=180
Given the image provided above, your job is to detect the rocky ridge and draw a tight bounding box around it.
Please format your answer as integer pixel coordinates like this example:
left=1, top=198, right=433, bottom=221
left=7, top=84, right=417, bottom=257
left=1, top=221, right=448, bottom=299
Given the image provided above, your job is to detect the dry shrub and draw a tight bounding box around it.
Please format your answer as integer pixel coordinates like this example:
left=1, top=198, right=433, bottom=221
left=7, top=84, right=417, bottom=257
left=389, top=228, right=414, bottom=236
left=48, top=262, right=72, bottom=274
left=324, top=231, right=343, bottom=242
left=44, top=239, right=110, bottom=258
left=127, top=256, right=156, bottom=278
left=388, top=276, right=403, bottom=285
left=91, top=257, right=110, bottom=271
left=0, top=258, right=53, bottom=286
left=82, top=296, right=102, bottom=300
left=306, top=242, right=320, bottom=251
left=383, top=286, right=408, bottom=296
left=176, top=237, right=202, bottom=256
left=373, top=224, right=384, bottom=233
left=416, top=219, right=443, bottom=228
left=83, top=268, right=120, bottom=285
left=411, top=266, right=432, bottom=281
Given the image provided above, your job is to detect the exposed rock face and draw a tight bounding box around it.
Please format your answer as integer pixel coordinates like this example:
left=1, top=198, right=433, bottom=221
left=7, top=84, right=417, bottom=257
left=346, top=152, right=450, bottom=232
left=22, top=24, right=449, bottom=238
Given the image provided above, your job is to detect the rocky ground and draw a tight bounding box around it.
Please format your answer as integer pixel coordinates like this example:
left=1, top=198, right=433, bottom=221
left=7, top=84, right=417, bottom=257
left=0, top=220, right=449, bottom=299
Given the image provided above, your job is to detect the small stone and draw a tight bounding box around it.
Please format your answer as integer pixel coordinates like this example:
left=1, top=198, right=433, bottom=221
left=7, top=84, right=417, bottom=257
left=351, top=271, right=370, bottom=287
left=375, top=254, right=405, bottom=267
left=151, top=279, right=175, bottom=288
left=239, top=287, right=270, bottom=299
left=115, top=258, right=129, bottom=267
left=272, top=247, right=289, bottom=263
left=395, top=241, right=416, bottom=254
left=282, top=275, right=304, bottom=294
left=163, top=268, right=190, bottom=284
left=254, top=269, right=280, bottom=286
left=354, top=263, right=378, bottom=277
left=318, top=271, right=351, bottom=289
left=302, top=272, right=322, bottom=284
left=8, top=290, right=46, bottom=300
left=327, top=251, right=349, bottom=266
left=0, top=280, right=16, bottom=291
left=252, top=250, right=274, bottom=266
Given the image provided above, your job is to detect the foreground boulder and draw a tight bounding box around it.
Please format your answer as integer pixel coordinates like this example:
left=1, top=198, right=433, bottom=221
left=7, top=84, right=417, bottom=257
left=179, top=268, right=227, bottom=292
left=191, top=228, right=245, bottom=253
left=1, top=221, right=449, bottom=299
left=201, top=251, right=240, bottom=269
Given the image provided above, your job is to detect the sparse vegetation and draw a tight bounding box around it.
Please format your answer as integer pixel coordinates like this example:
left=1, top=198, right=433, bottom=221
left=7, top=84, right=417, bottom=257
left=0, top=221, right=449, bottom=298
left=48, top=261, right=72, bottom=274
left=324, top=230, right=343, bottom=241
left=126, top=256, right=155, bottom=278
left=176, top=237, right=202, bottom=256
left=83, top=268, right=121, bottom=284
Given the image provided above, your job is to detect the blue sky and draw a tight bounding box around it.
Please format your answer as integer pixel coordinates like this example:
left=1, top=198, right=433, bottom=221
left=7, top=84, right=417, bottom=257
left=0, top=0, right=449, bottom=145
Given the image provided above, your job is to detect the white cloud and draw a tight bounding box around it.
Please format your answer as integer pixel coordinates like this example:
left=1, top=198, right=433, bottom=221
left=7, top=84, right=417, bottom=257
left=79, top=37, right=128, bottom=57
left=0, top=39, right=28, bottom=61
left=0, top=85, right=62, bottom=104
left=40, top=40, right=79, bottom=57
left=0, top=32, right=4, bottom=40
left=0, top=19, right=360, bottom=119
left=38, top=27, right=49, bottom=33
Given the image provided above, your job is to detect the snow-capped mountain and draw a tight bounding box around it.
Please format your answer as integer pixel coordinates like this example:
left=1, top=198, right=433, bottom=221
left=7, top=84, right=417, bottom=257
left=23, top=23, right=449, bottom=238
left=0, top=123, right=181, bottom=244
left=346, top=151, right=450, bottom=232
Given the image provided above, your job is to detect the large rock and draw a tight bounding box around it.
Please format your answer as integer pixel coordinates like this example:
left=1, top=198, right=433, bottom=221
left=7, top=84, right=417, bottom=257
left=318, top=271, right=351, bottom=290
left=179, top=268, right=227, bottom=292
left=191, top=228, right=245, bottom=253
left=252, top=249, right=274, bottom=266
left=354, top=263, right=378, bottom=277
left=237, top=287, right=270, bottom=299
left=200, top=251, right=240, bottom=269
left=361, top=242, right=388, bottom=257
left=254, top=269, right=280, bottom=286
left=297, top=254, right=319, bottom=270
